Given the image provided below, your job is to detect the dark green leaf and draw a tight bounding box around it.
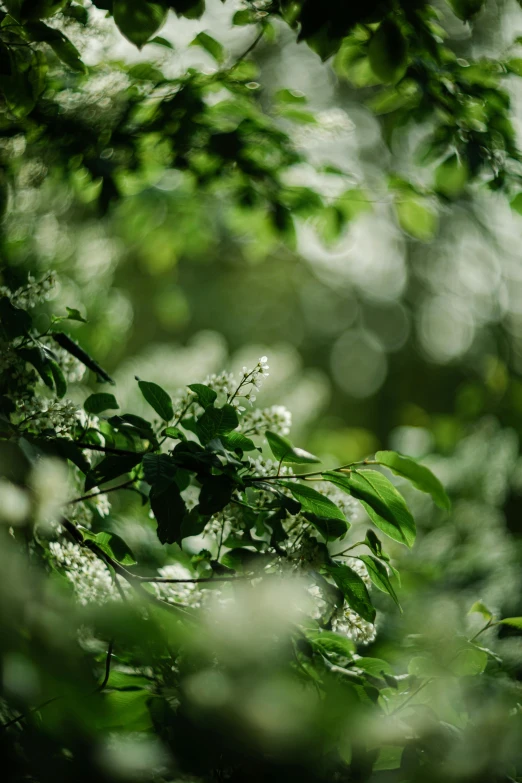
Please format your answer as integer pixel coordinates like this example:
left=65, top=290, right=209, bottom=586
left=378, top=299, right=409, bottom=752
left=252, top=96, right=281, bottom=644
left=163, top=426, right=187, bottom=441
left=150, top=485, right=187, bottom=545
left=281, top=481, right=346, bottom=522
left=187, top=383, right=217, bottom=409
left=199, top=475, right=234, bottom=515
left=149, top=35, right=174, bottom=48
left=84, top=530, right=137, bottom=565
left=49, top=359, right=67, bottom=399
left=142, top=453, right=178, bottom=493
left=221, top=431, right=257, bottom=453
left=306, top=630, right=355, bottom=658
left=0, top=296, right=32, bottom=339
left=368, top=20, right=408, bottom=84
left=359, top=555, right=401, bottom=609
left=180, top=506, right=209, bottom=538
left=110, top=414, right=157, bottom=444
left=137, top=379, right=174, bottom=421
left=324, top=563, right=376, bottom=623
left=113, top=0, right=167, bottom=48
left=498, top=617, right=522, bottom=629
left=85, top=454, right=142, bottom=491
left=25, top=21, right=86, bottom=72
left=66, top=307, right=86, bottom=322
left=196, top=404, right=239, bottom=444
left=375, top=450, right=450, bottom=511
left=52, top=332, right=115, bottom=384
left=17, top=347, right=54, bottom=389
left=191, top=31, right=224, bottom=63
left=266, top=430, right=319, bottom=465
left=84, top=393, right=119, bottom=415
left=305, top=512, right=349, bottom=541
left=324, top=470, right=416, bottom=547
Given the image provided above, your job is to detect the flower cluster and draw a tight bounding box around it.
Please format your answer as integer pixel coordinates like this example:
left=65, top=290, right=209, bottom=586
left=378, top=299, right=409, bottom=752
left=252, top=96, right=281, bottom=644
left=17, top=398, right=88, bottom=438
left=42, top=342, right=86, bottom=384
left=48, top=541, right=117, bottom=606
left=0, top=271, right=56, bottom=310
left=153, top=564, right=203, bottom=608
left=205, top=357, right=270, bottom=413
left=240, top=404, right=292, bottom=437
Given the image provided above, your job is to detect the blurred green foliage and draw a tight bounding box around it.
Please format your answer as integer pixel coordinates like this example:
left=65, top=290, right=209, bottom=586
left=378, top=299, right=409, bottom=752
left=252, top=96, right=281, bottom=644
left=2, top=0, right=522, bottom=781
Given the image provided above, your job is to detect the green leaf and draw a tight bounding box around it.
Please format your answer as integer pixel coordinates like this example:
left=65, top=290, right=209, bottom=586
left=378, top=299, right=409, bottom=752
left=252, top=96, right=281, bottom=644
left=221, top=431, right=257, bottom=452
left=85, top=454, right=142, bottom=491
left=84, top=530, right=136, bottom=565
left=375, top=450, right=450, bottom=511
left=305, top=513, right=349, bottom=541
left=49, top=359, right=67, bottom=399
left=65, top=307, right=87, bottom=323
left=368, top=20, right=408, bottom=84
left=150, top=485, right=187, bottom=545
left=109, top=415, right=158, bottom=450
left=468, top=600, right=493, bottom=622
left=324, top=470, right=416, bottom=548
left=199, top=475, right=234, bottom=515
left=191, top=31, right=225, bottom=63
left=84, top=393, right=119, bottom=415
left=373, top=747, right=404, bottom=772
left=98, top=689, right=153, bottom=731
left=148, top=35, right=174, bottom=48
left=142, top=453, right=178, bottom=493
left=187, top=383, right=217, bottom=409
left=25, top=21, right=86, bottom=72
left=17, top=347, right=54, bottom=389
left=358, top=555, right=401, bottom=610
left=196, top=404, right=239, bottom=445
left=324, top=563, right=376, bottom=623
left=281, top=481, right=346, bottom=522
left=137, top=379, right=174, bottom=421
left=52, top=332, right=115, bottom=385
left=447, top=0, right=485, bottom=22
left=395, top=196, right=438, bottom=242
left=498, top=617, right=522, bottom=629
left=510, top=192, right=522, bottom=215
left=306, top=630, right=355, bottom=658
left=450, top=646, right=488, bottom=676
left=351, top=656, right=393, bottom=678
left=232, top=8, right=258, bottom=25
left=163, top=426, right=187, bottom=441
left=266, top=430, right=320, bottom=465
left=113, top=0, right=167, bottom=48
left=0, top=296, right=32, bottom=339
left=434, top=154, right=468, bottom=199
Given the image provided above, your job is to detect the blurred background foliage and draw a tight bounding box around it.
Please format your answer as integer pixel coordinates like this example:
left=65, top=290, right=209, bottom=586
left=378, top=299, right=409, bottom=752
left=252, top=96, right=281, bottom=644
left=3, top=0, right=522, bottom=779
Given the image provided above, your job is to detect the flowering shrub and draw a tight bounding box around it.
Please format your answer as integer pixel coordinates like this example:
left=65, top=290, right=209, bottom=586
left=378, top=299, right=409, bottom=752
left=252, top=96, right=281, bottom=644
left=2, top=274, right=522, bottom=781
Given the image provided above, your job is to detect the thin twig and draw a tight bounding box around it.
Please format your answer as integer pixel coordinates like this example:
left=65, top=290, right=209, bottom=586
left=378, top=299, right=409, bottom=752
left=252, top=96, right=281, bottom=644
left=389, top=678, right=433, bottom=716
left=96, top=639, right=114, bottom=692
left=73, top=441, right=144, bottom=457
left=68, top=478, right=137, bottom=505
left=133, top=574, right=245, bottom=584
left=1, top=697, right=59, bottom=730
left=231, top=28, right=264, bottom=69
